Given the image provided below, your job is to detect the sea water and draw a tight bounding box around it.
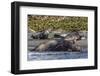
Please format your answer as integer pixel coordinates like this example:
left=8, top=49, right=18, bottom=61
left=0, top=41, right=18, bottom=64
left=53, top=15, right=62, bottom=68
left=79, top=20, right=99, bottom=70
left=28, top=48, right=88, bottom=61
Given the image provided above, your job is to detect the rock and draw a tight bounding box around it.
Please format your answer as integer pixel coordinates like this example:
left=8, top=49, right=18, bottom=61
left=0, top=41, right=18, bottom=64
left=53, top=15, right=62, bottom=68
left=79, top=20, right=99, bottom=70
left=48, top=33, right=55, bottom=39
left=31, top=31, right=48, bottom=39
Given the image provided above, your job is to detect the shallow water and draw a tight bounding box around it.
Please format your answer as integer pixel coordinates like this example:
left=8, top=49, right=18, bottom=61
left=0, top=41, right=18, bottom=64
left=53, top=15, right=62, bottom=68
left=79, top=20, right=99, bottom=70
left=28, top=49, right=88, bottom=61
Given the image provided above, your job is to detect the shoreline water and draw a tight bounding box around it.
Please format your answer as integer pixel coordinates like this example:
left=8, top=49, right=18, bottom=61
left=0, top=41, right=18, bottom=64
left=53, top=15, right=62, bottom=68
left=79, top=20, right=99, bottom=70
left=28, top=49, right=88, bottom=61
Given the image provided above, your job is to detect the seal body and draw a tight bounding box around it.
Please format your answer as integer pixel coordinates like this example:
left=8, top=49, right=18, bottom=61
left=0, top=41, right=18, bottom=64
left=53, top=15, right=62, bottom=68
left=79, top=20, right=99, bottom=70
left=33, top=38, right=81, bottom=52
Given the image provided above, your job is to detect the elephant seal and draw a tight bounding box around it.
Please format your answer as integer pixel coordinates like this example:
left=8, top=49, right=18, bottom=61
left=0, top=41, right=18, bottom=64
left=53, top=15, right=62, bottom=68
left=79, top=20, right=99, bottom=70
left=33, top=40, right=58, bottom=52
left=32, top=38, right=81, bottom=52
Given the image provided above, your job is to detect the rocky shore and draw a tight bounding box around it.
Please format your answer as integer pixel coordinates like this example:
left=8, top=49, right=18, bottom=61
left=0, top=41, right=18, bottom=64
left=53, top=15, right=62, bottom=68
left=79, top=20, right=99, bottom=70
left=28, top=29, right=87, bottom=52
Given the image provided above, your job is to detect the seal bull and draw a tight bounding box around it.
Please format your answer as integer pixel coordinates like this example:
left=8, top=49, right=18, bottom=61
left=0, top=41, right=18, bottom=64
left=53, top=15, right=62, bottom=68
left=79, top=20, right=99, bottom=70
left=32, top=38, right=81, bottom=52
